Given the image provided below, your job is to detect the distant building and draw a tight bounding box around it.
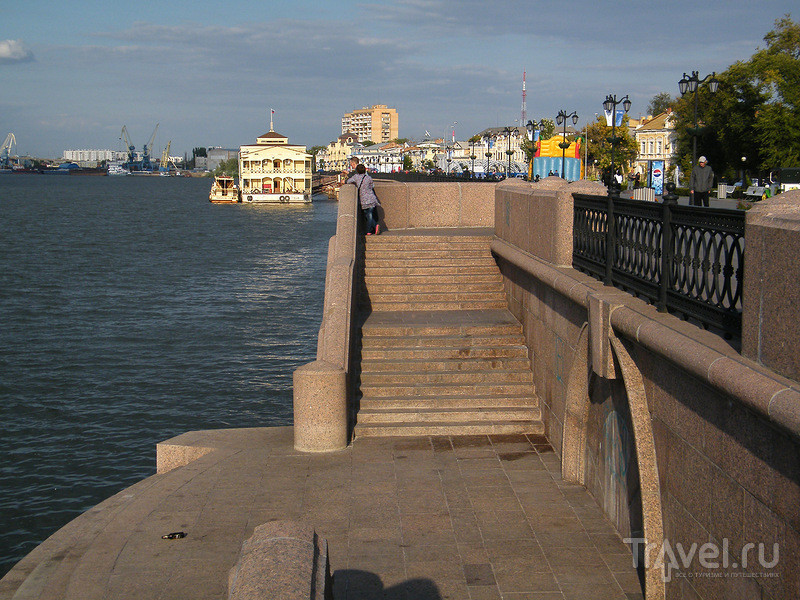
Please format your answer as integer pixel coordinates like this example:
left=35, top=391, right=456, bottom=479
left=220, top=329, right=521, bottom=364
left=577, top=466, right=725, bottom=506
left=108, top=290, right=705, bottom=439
left=633, top=110, right=678, bottom=182
left=205, top=147, right=238, bottom=171
left=62, top=149, right=127, bottom=164
left=238, top=128, right=311, bottom=197
left=341, top=104, right=399, bottom=144
left=317, top=133, right=361, bottom=172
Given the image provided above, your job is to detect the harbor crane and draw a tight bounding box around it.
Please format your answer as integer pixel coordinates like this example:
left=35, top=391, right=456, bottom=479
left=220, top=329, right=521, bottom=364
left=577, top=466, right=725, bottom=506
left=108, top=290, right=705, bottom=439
left=159, top=140, right=172, bottom=174
left=140, top=124, right=159, bottom=172
left=119, top=126, right=136, bottom=168
left=1, top=133, right=17, bottom=168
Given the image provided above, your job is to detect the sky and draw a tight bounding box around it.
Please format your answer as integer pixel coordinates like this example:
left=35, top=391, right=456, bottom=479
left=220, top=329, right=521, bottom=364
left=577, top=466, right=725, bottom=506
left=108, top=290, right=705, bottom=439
left=1, top=0, right=796, bottom=159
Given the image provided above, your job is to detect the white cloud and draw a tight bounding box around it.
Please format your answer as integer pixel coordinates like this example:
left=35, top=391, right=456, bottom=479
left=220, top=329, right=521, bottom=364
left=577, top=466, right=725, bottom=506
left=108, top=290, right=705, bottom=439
left=0, top=39, right=34, bottom=64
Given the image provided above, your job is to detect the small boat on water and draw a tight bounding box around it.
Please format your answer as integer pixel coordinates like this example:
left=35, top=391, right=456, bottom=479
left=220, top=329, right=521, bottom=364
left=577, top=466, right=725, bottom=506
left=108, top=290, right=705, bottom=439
left=209, top=175, right=240, bottom=203
left=108, top=164, right=130, bottom=176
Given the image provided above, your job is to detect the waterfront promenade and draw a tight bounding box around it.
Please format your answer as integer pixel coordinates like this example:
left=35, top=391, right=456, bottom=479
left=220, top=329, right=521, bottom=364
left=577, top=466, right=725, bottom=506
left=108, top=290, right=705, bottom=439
left=0, top=426, right=642, bottom=600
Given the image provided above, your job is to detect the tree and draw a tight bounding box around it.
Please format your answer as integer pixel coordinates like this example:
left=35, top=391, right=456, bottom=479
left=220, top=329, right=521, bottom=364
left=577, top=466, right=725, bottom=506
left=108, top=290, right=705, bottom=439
left=749, top=15, right=800, bottom=167
left=402, top=155, right=413, bottom=170
left=520, top=118, right=557, bottom=164
left=213, top=157, right=239, bottom=177
left=672, top=16, right=800, bottom=179
left=584, top=114, right=638, bottom=175
left=392, top=138, right=409, bottom=145
left=648, top=92, right=675, bottom=117
left=362, top=140, right=376, bottom=147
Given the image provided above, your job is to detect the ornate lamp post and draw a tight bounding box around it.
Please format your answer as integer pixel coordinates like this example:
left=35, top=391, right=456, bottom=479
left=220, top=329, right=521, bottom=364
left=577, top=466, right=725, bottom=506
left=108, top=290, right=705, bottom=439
left=502, top=126, right=516, bottom=177
left=555, top=110, right=578, bottom=179
left=469, top=139, right=477, bottom=178
left=525, top=120, right=543, bottom=179
left=678, top=71, right=719, bottom=167
left=602, top=94, right=631, bottom=193
left=483, top=133, right=494, bottom=177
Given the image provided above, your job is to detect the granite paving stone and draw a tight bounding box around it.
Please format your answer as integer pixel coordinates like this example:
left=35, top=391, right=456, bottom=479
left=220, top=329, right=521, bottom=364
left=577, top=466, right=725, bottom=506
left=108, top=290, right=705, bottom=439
left=0, top=426, right=644, bottom=600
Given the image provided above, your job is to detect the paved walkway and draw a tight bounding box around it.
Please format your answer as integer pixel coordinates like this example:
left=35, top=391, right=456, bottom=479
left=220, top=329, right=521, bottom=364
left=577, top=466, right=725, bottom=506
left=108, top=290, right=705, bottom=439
left=1, top=427, right=644, bottom=600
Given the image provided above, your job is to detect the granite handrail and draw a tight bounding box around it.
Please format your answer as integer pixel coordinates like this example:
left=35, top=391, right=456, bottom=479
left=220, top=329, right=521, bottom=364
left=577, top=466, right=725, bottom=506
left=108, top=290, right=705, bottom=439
left=292, top=184, right=358, bottom=452
left=490, top=236, right=800, bottom=440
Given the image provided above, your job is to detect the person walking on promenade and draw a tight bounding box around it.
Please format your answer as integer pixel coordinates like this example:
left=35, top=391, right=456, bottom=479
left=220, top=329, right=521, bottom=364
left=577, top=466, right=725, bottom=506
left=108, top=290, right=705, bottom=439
left=347, top=163, right=381, bottom=235
left=690, top=156, right=714, bottom=207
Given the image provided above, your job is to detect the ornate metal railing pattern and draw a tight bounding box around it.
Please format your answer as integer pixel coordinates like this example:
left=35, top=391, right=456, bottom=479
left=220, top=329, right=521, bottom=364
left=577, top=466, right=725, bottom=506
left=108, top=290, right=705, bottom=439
left=573, top=193, right=745, bottom=338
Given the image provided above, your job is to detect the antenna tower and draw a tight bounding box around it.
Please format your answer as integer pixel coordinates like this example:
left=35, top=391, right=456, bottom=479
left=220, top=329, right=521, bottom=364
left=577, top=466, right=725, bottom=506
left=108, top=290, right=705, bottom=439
left=521, top=70, right=527, bottom=126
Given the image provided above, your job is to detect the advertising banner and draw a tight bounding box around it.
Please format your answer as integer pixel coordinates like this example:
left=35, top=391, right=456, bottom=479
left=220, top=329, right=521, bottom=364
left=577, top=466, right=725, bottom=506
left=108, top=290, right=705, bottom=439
left=651, top=160, right=664, bottom=195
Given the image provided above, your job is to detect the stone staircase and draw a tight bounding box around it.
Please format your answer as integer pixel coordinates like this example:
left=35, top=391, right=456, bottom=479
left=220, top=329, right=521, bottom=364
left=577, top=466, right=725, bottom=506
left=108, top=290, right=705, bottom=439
left=354, top=230, right=544, bottom=437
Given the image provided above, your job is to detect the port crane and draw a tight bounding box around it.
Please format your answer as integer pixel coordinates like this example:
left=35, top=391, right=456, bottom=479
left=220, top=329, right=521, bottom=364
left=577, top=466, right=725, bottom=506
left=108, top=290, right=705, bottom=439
left=1, top=133, right=17, bottom=168
left=119, top=124, right=159, bottom=171
left=159, top=140, right=172, bottom=174
left=120, top=126, right=137, bottom=168
left=140, top=123, right=159, bottom=172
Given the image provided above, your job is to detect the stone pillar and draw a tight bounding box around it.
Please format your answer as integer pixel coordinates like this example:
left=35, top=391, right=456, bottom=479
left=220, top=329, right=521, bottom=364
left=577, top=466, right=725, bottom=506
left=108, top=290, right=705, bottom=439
left=293, top=360, right=347, bottom=452
left=742, top=191, right=800, bottom=381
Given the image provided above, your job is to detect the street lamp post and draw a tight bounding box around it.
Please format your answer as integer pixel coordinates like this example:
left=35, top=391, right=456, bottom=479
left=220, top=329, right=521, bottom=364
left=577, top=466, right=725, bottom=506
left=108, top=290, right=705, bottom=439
left=483, top=134, right=494, bottom=177
left=525, top=119, right=544, bottom=180
left=502, top=126, right=516, bottom=177
left=602, top=94, right=631, bottom=194
left=469, top=139, right=477, bottom=178
left=678, top=71, right=719, bottom=168
left=555, top=110, right=578, bottom=179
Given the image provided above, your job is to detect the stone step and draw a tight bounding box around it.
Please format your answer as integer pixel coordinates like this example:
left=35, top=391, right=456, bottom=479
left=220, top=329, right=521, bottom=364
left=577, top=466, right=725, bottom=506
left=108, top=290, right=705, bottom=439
left=364, top=270, right=503, bottom=288
left=365, top=237, right=491, bottom=248
left=356, top=405, right=541, bottom=424
left=364, top=291, right=506, bottom=304
left=361, top=323, right=523, bottom=338
left=364, top=265, right=500, bottom=277
left=360, top=344, right=529, bottom=360
left=365, top=249, right=490, bottom=260
left=360, top=381, right=536, bottom=399
left=358, top=395, right=539, bottom=409
left=366, top=257, right=498, bottom=268
left=353, top=420, right=545, bottom=437
left=359, top=356, right=531, bottom=372
left=363, top=280, right=503, bottom=293
left=364, top=299, right=509, bottom=312
left=360, top=369, right=533, bottom=386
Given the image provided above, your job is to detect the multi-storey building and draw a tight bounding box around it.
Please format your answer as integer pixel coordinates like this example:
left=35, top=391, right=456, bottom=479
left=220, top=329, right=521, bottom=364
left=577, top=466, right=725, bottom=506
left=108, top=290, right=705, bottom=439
left=62, top=149, right=127, bottom=164
left=633, top=110, right=678, bottom=184
left=341, top=105, right=398, bottom=144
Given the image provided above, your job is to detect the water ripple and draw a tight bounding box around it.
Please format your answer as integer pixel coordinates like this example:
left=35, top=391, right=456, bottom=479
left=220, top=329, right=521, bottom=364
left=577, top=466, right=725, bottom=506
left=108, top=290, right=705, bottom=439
left=0, top=176, right=336, bottom=575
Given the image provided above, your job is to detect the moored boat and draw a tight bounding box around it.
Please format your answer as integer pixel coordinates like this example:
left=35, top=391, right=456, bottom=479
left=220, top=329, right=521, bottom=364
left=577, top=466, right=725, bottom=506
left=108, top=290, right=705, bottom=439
left=209, top=175, right=240, bottom=203
left=107, top=164, right=130, bottom=176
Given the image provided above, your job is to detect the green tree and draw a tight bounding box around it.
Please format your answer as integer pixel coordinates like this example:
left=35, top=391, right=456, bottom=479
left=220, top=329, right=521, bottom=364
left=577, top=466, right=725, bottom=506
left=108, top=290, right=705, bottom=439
left=585, top=114, right=638, bottom=174
left=393, top=138, right=409, bottom=145
left=402, top=155, right=413, bottom=170
left=648, top=92, right=675, bottom=116
left=749, top=15, right=800, bottom=167
left=520, top=118, right=557, bottom=164
left=672, top=16, right=800, bottom=178
left=213, top=157, right=239, bottom=177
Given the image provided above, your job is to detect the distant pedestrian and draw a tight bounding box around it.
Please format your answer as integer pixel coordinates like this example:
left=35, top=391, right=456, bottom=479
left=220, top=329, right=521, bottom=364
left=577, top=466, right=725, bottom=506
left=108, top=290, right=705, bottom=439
left=634, top=172, right=641, bottom=188
left=342, top=156, right=358, bottom=182
left=690, top=156, right=714, bottom=207
left=347, top=164, right=381, bottom=235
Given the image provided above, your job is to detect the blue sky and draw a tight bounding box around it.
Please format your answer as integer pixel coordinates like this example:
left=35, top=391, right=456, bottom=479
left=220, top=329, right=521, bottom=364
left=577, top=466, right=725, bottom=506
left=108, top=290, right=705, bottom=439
left=1, top=0, right=795, bottom=158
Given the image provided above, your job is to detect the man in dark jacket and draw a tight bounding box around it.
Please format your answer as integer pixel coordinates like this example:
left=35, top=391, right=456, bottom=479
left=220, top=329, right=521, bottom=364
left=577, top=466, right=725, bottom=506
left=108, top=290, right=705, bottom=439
left=690, top=156, right=714, bottom=207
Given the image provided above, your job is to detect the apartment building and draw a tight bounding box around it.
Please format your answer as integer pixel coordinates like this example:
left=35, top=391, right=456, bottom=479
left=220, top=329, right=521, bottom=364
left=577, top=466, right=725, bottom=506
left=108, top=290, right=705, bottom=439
left=341, top=104, right=398, bottom=144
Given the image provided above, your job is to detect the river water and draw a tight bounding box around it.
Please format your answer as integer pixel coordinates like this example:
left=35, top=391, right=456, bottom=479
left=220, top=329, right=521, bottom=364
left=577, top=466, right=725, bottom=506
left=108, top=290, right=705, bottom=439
left=0, top=175, right=336, bottom=576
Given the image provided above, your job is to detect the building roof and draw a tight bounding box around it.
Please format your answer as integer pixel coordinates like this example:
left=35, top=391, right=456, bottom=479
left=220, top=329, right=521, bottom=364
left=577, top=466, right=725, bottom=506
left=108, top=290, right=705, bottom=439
left=637, top=111, right=674, bottom=131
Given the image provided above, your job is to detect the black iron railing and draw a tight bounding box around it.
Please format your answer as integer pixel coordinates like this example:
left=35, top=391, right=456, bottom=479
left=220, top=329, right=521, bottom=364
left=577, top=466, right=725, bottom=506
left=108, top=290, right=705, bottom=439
left=572, top=193, right=745, bottom=339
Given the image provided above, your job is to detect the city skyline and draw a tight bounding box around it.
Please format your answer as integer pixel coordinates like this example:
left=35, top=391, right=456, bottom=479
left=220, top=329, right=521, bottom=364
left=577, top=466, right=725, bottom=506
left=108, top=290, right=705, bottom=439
left=1, top=0, right=796, bottom=158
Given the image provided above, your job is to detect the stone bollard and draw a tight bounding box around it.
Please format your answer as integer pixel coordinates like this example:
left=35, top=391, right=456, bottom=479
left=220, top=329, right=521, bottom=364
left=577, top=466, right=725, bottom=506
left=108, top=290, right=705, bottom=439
left=293, top=360, right=348, bottom=452
left=228, top=520, right=333, bottom=600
